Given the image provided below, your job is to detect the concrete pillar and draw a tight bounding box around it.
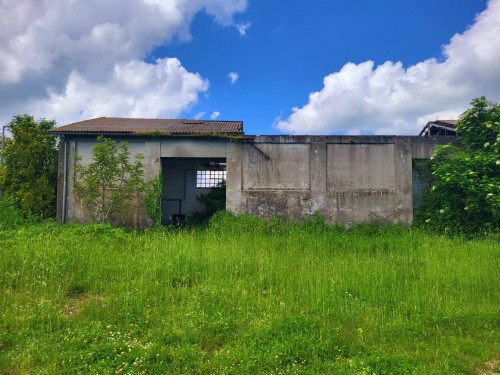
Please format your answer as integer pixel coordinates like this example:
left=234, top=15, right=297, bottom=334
left=393, top=138, right=413, bottom=224
left=144, top=141, right=161, bottom=181
left=226, top=141, right=243, bottom=214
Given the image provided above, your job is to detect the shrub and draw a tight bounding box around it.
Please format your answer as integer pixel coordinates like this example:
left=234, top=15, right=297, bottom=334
left=197, top=179, right=226, bottom=217
left=144, top=173, right=163, bottom=228
left=0, top=115, right=58, bottom=218
left=416, top=97, right=500, bottom=234
left=72, top=136, right=145, bottom=224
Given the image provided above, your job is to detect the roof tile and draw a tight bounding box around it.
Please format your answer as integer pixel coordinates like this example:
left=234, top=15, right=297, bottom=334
left=50, top=117, right=243, bottom=135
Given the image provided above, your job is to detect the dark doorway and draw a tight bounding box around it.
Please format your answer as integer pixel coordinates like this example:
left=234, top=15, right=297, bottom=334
left=161, top=157, right=226, bottom=224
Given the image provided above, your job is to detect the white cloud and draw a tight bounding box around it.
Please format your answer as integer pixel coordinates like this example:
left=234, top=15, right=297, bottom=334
left=228, top=72, right=239, bottom=84
left=0, top=0, right=247, bottom=125
left=210, top=111, right=220, bottom=120
left=194, top=112, right=206, bottom=120
left=28, top=58, right=209, bottom=125
left=276, top=0, right=500, bottom=135
left=236, top=22, right=251, bottom=36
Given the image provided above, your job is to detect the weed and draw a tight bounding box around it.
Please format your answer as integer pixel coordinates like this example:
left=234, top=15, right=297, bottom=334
left=0, top=216, right=498, bottom=374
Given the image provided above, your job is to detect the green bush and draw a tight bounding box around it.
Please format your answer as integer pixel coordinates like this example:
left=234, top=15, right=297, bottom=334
left=416, top=97, right=500, bottom=234
left=0, top=115, right=58, bottom=218
left=72, top=136, right=145, bottom=224
left=196, top=179, right=226, bottom=217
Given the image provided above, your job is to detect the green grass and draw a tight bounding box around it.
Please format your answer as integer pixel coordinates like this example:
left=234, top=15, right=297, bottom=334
left=0, top=212, right=498, bottom=374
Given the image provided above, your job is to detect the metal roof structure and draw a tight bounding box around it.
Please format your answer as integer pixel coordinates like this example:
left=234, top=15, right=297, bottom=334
left=49, top=117, right=244, bottom=135
left=419, top=120, right=457, bottom=136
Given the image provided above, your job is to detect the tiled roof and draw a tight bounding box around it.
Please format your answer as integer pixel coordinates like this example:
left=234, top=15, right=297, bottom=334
left=49, top=117, right=244, bottom=135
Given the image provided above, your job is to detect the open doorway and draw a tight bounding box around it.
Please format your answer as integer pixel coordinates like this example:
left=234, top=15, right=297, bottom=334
left=161, top=157, right=226, bottom=224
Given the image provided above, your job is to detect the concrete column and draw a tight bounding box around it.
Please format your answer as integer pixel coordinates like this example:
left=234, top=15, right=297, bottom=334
left=226, top=141, right=243, bottom=214
left=393, top=138, right=413, bottom=224
left=143, top=141, right=161, bottom=181
left=308, top=141, right=328, bottom=216
left=66, top=140, right=78, bottom=222
left=56, top=140, right=65, bottom=223
left=310, top=142, right=326, bottom=193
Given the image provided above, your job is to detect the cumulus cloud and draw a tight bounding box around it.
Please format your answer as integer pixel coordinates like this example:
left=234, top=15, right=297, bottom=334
left=210, top=111, right=220, bottom=120
left=28, top=58, right=209, bottom=125
left=236, top=22, right=251, bottom=36
left=228, top=72, right=239, bottom=84
left=0, top=0, right=247, bottom=125
left=276, top=0, right=500, bottom=135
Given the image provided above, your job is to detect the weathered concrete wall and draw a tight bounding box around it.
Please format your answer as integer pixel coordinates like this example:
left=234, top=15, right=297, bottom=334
left=57, top=133, right=455, bottom=227
left=226, top=135, right=455, bottom=226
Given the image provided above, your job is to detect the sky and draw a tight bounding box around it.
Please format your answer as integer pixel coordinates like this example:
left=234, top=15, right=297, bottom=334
left=0, top=0, right=499, bottom=135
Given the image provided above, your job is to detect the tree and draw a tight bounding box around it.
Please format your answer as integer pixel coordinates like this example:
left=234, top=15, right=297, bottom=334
left=73, top=136, right=145, bottom=224
left=0, top=115, right=58, bottom=218
left=416, top=97, right=500, bottom=234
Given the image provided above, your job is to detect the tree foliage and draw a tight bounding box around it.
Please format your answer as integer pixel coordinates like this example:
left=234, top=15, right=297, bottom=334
left=416, top=97, right=500, bottom=234
left=73, top=136, right=145, bottom=224
left=0, top=114, right=58, bottom=218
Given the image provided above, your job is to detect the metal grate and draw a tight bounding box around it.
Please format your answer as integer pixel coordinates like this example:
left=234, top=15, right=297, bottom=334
left=196, top=170, right=226, bottom=188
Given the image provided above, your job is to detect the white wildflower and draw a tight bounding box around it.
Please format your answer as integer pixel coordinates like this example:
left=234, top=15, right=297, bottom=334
left=484, top=142, right=490, bottom=147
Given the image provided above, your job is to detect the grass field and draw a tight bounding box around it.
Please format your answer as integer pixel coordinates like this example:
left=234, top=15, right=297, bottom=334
left=0, top=212, right=499, bottom=374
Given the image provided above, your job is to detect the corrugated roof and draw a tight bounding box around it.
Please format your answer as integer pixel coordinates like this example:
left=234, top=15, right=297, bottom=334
left=49, top=117, right=243, bottom=135
left=433, top=120, right=457, bottom=126
left=418, top=120, right=457, bottom=136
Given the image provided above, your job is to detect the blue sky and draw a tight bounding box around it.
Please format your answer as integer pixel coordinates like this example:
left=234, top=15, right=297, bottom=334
left=1, top=0, right=498, bottom=135
left=163, top=0, right=488, bottom=134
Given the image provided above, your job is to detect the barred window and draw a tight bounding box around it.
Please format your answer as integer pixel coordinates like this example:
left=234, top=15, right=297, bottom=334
left=196, top=170, right=226, bottom=188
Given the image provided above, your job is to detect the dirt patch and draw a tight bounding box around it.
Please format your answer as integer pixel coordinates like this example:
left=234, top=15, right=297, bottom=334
left=478, top=359, right=500, bottom=375
left=61, top=294, right=106, bottom=319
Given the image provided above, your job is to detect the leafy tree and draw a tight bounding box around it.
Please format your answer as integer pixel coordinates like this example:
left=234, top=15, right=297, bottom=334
left=73, top=136, right=145, bottom=224
left=416, top=97, right=500, bottom=234
left=0, top=115, right=58, bottom=218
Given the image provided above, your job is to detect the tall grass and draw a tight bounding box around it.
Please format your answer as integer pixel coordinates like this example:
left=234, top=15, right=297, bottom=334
left=0, top=212, right=498, bottom=374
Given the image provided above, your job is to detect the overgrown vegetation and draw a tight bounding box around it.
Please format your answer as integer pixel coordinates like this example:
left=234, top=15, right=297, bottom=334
left=72, top=136, right=145, bottom=224
left=197, top=179, right=226, bottom=218
left=144, top=172, right=163, bottom=228
left=416, top=97, right=500, bottom=234
left=0, top=213, right=498, bottom=374
left=0, top=114, right=58, bottom=218
left=0, top=196, right=26, bottom=230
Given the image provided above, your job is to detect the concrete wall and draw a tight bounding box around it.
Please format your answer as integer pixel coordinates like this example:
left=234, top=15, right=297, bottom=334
left=226, top=135, right=455, bottom=226
left=56, top=134, right=455, bottom=227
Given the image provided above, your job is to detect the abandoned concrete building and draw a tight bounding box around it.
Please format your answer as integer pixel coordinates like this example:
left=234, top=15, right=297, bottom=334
left=50, top=117, right=456, bottom=227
